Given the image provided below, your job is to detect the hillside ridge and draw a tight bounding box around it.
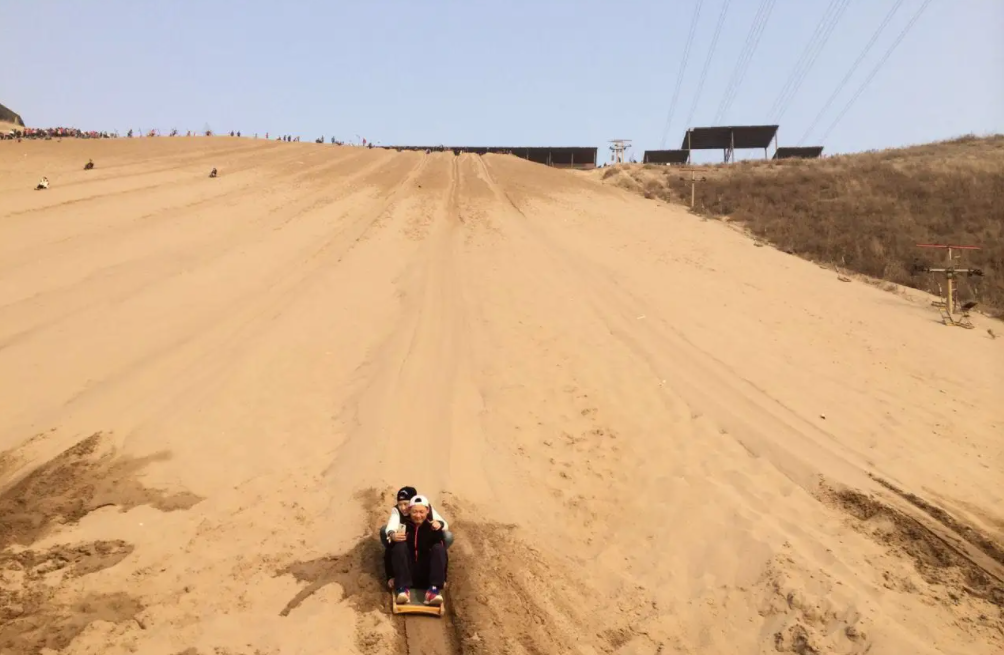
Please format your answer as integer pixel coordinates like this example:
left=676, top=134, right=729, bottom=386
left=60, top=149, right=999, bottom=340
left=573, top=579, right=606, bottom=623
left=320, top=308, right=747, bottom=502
left=597, top=134, right=1004, bottom=316
left=0, top=102, right=24, bottom=127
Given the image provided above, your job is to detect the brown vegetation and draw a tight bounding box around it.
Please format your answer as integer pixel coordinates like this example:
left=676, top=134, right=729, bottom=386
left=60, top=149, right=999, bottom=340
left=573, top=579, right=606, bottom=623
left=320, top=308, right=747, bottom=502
left=602, top=135, right=1004, bottom=315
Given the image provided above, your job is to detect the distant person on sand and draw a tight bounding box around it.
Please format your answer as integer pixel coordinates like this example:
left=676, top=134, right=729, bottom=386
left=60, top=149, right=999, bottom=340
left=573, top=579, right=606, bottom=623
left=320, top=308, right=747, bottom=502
left=209, top=167, right=218, bottom=178
left=35, top=177, right=49, bottom=190
left=84, top=159, right=94, bottom=170
left=387, top=495, right=447, bottom=607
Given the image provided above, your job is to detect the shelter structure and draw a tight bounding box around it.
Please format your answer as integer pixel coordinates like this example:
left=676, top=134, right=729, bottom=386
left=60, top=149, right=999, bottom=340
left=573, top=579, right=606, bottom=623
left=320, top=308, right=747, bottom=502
left=681, top=125, right=778, bottom=163
left=773, top=146, right=824, bottom=160
left=379, top=145, right=596, bottom=169
left=642, top=149, right=691, bottom=165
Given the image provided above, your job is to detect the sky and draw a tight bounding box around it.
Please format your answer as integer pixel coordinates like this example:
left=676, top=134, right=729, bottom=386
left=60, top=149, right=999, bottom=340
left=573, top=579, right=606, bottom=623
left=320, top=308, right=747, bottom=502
left=1, top=0, right=1002, bottom=162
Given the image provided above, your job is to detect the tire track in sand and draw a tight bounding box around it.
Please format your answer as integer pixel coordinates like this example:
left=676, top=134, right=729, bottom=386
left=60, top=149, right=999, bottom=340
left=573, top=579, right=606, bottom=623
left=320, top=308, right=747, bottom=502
left=321, top=154, right=480, bottom=655
left=479, top=156, right=1004, bottom=590
left=0, top=149, right=390, bottom=354
left=0, top=145, right=364, bottom=263
left=476, top=156, right=871, bottom=496
left=324, top=153, right=487, bottom=493
left=1, top=153, right=430, bottom=443
left=472, top=156, right=1003, bottom=652
left=0, top=142, right=275, bottom=217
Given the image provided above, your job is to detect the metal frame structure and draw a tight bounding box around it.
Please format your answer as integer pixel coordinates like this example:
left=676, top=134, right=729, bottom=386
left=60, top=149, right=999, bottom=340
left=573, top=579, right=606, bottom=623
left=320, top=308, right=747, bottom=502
left=609, top=139, right=632, bottom=164
left=642, top=149, right=692, bottom=165
left=378, top=145, right=597, bottom=169
left=773, top=146, right=824, bottom=160
left=681, top=125, right=779, bottom=162
left=913, top=244, right=984, bottom=328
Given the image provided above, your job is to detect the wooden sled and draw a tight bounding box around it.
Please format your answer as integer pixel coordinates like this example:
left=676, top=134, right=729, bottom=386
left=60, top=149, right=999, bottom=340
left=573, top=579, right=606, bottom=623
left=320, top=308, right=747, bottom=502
left=391, top=588, right=445, bottom=617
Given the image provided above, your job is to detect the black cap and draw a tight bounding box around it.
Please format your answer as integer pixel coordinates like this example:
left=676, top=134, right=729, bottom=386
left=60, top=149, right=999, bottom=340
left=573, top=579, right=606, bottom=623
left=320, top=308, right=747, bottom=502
left=396, top=486, right=418, bottom=502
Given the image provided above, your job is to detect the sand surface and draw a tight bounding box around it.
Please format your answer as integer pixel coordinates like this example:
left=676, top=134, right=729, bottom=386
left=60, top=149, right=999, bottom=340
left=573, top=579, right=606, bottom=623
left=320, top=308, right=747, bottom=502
left=0, top=137, right=1001, bottom=655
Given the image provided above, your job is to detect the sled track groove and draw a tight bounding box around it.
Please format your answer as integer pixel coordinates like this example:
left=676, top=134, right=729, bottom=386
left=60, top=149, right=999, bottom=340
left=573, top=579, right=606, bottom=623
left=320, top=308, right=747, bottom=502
left=402, top=611, right=462, bottom=655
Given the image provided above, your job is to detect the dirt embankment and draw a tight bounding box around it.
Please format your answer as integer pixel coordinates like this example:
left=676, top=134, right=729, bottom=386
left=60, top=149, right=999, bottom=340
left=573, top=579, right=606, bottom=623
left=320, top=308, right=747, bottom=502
left=597, top=135, right=1004, bottom=316
left=0, top=433, right=202, bottom=654
left=0, top=102, right=25, bottom=127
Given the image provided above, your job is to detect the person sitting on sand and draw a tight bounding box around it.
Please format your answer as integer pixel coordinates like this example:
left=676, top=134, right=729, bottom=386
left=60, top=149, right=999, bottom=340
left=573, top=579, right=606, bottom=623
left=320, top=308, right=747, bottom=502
left=383, top=486, right=452, bottom=592
left=382, top=486, right=451, bottom=547
left=84, top=159, right=94, bottom=170
left=209, top=167, right=218, bottom=178
left=35, top=176, right=49, bottom=190
left=388, top=496, right=447, bottom=606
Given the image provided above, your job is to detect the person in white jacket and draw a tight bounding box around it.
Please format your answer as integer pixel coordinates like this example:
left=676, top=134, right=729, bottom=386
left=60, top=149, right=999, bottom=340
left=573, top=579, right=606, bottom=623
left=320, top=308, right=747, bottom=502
left=382, top=486, right=453, bottom=588
left=382, top=486, right=453, bottom=547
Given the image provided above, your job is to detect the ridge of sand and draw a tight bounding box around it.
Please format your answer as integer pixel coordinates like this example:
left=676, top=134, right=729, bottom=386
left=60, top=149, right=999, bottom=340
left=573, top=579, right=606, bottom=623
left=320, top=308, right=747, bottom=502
left=0, top=137, right=1001, bottom=655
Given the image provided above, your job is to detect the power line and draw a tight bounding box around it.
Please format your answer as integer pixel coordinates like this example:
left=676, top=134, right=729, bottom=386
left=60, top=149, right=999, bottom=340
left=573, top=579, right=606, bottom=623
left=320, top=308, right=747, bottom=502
left=722, top=0, right=776, bottom=122
left=714, top=0, right=777, bottom=125
left=798, top=0, right=906, bottom=145
left=817, top=0, right=934, bottom=144
left=768, top=0, right=850, bottom=123
left=661, top=0, right=704, bottom=147
left=712, top=0, right=770, bottom=124
left=767, top=0, right=844, bottom=119
left=685, top=0, right=733, bottom=129
left=773, top=0, right=850, bottom=122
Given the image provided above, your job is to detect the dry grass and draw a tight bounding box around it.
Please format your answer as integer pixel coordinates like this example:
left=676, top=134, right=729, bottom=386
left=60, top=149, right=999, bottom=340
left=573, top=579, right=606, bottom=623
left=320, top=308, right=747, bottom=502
left=601, top=135, right=1004, bottom=316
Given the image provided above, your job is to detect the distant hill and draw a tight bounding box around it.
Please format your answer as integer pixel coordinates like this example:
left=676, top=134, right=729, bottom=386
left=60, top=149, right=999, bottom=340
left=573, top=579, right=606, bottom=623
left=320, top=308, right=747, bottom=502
left=596, top=135, right=1004, bottom=317
left=0, top=102, right=24, bottom=127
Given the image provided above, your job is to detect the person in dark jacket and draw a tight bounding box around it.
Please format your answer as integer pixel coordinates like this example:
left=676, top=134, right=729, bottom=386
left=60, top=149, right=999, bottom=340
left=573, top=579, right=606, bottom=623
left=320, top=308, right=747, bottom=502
left=389, top=495, right=446, bottom=606
left=381, top=486, right=452, bottom=547
left=383, top=486, right=452, bottom=592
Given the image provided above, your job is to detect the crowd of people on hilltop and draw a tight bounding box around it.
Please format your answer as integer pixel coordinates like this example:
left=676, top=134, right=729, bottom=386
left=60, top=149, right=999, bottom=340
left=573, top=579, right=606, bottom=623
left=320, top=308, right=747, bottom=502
left=2, top=126, right=116, bottom=141
left=2, top=125, right=377, bottom=147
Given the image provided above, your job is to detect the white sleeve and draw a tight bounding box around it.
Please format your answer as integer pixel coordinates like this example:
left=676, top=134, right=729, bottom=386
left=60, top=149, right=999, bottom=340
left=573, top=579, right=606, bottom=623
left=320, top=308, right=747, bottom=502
left=431, top=506, right=449, bottom=531
left=385, top=509, right=400, bottom=536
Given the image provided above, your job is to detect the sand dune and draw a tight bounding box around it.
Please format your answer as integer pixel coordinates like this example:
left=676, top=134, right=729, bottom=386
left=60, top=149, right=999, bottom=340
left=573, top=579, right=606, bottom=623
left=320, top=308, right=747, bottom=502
left=0, top=137, right=1001, bottom=655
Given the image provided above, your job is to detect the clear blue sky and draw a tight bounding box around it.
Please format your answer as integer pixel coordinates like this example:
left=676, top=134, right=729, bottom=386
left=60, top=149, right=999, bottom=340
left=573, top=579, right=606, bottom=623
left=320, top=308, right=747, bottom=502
left=2, top=0, right=1001, bottom=161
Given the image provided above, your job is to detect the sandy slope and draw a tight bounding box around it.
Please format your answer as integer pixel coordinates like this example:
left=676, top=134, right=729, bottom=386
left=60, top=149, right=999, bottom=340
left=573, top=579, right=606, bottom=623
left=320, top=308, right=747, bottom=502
left=0, top=138, right=1001, bottom=655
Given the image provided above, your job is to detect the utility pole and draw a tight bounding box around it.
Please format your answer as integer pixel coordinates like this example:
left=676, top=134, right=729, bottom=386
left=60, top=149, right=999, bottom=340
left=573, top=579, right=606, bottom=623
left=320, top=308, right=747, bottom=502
left=677, top=167, right=699, bottom=208
left=609, top=139, right=632, bottom=164
left=913, top=243, right=983, bottom=322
